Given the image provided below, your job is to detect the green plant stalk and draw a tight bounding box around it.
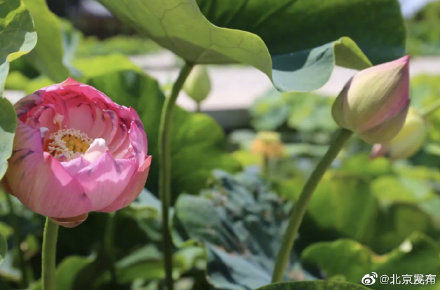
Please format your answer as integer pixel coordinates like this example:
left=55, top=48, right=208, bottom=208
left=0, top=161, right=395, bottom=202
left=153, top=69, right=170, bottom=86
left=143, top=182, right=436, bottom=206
left=272, top=128, right=352, bottom=282
left=262, top=154, right=269, bottom=179
left=421, top=99, right=440, bottom=117
left=42, top=218, right=59, bottom=290
left=158, top=62, right=194, bottom=290
left=104, top=212, right=117, bottom=286
left=5, top=194, right=29, bottom=288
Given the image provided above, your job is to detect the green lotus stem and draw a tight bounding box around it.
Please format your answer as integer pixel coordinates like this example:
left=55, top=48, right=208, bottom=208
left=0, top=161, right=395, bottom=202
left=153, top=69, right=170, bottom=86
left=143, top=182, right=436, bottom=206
left=5, top=194, right=29, bottom=288
left=262, top=154, right=269, bottom=179
left=42, top=218, right=59, bottom=290
left=272, top=128, right=352, bottom=282
left=104, top=212, right=117, bottom=286
left=195, top=101, right=201, bottom=113
left=421, top=99, right=440, bottom=117
left=158, top=62, right=194, bottom=290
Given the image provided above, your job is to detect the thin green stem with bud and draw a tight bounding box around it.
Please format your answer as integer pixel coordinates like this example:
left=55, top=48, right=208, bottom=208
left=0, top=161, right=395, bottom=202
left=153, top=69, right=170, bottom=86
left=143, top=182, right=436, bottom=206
left=272, top=128, right=353, bottom=282
left=42, top=218, right=59, bottom=290
left=158, top=62, right=194, bottom=290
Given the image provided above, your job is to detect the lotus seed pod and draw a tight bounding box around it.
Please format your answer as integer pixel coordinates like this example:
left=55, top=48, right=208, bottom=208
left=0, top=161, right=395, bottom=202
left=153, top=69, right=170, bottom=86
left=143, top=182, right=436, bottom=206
left=332, top=55, right=410, bottom=144
left=371, top=108, right=427, bottom=160
left=184, top=66, right=211, bottom=103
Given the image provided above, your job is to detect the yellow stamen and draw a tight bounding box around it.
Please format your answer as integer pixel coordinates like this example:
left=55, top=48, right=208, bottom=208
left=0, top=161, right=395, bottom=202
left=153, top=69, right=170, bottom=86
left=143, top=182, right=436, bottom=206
left=47, top=129, right=92, bottom=160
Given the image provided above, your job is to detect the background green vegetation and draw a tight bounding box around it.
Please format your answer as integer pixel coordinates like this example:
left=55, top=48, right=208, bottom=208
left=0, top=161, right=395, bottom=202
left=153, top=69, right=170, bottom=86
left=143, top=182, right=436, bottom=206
left=407, top=1, right=440, bottom=55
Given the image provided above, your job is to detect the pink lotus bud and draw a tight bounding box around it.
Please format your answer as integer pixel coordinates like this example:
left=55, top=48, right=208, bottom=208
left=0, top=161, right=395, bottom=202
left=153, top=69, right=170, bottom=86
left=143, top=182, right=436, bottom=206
left=5, top=78, right=151, bottom=227
left=332, top=56, right=410, bottom=144
left=371, top=108, right=427, bottom=160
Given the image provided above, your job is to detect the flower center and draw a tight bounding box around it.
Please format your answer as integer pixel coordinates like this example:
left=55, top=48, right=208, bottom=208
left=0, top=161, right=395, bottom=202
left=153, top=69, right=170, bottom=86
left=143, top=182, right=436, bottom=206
left=46, top=128, right=92, bottom=160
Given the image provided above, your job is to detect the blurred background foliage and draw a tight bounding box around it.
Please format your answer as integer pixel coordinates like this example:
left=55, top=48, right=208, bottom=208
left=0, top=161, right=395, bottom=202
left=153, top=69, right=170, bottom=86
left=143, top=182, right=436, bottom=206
left=2, top=0, right=440, bottom=289
left=406, top=1, right=440, bottom=55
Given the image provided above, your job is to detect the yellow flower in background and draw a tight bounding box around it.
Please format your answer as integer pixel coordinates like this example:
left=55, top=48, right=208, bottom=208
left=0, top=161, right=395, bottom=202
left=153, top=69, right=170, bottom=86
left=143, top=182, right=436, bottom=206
left=251, top=131, right=285, bottom=159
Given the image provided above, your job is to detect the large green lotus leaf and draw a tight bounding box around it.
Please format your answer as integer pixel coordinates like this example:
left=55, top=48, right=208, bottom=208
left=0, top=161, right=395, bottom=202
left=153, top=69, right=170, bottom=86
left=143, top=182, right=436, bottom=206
left=0, top=0, right=37, bottom=94
left=278, top=155, right=438, bottom=253
left=257, top=281, right=370, bottom=290
left=279, top=172, right=378, bottom=245
left=369, top=203, right=437, bottom=254
left=86, top=67, right=239, bottom=197
left=30, top=256, right=94, bottom=290
left=51, top=192, right=203, bottom=288
left=408, top=75, right=440, bottom=167
left=371, top=175, right=435, bottom=205
left=271, top=37, right=372, bottom=91
left=197, top=0, right=405, bottom=90
left=0, top=98, right=17, bottom=179
left=175, top=170, right=313, bottom=289
left=338, top=154, right=393, bottom=179
left=113, top=245, right=164, bottom=283
left=74, top=54, right=143, bottom=79
left=409, top=75, right=440, bottom=143
left=197, top=0, right=405, bottom=64
left=250, top=90, right=336, bottom=131
left=302, top=234, right=440, bottom=290
left=113, top=244, right=204, bottom=284
left=97, top=0, right=272, bottom=78
left=76, top=35, right=161, bottom=57
left=11, top=54, right=142, bottom=94
left=97, top=1, right=378, bottom=91
left=22, top=0, right=69, bottom=82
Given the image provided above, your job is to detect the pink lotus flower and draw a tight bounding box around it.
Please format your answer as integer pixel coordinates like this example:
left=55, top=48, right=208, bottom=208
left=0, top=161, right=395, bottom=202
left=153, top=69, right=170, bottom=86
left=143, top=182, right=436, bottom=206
left=5, top=78, right=151, bottom=227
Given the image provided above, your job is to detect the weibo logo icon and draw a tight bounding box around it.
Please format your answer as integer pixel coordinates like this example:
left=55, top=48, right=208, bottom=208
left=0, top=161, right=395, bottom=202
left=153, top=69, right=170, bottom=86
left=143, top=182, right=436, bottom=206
left=361, top=272, right=378, bottom=285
